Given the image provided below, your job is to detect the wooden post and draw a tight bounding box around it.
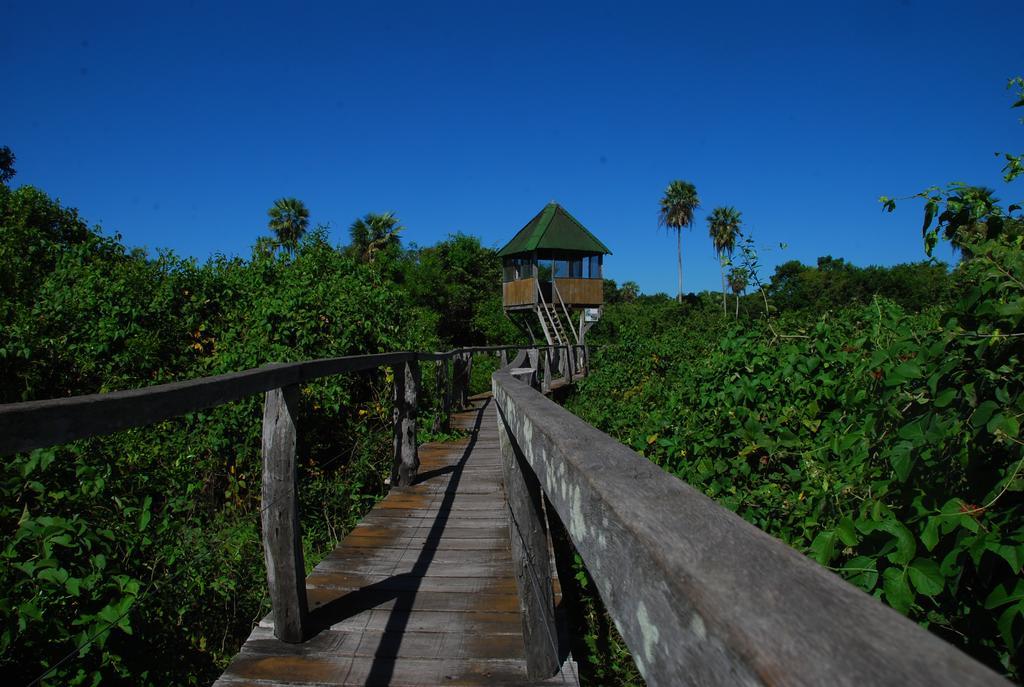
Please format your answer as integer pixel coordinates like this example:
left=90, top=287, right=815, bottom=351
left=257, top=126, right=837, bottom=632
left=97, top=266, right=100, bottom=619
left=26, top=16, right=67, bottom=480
left=465, top=352, right=473, bottom=404
left=452, top=353, right=465, bottom=409
left=261, top=385, right=308, bottom=643
left=434, top=358, right=450, bottom=434
left=500, top=348, right=508, bottom=368
left=496, top=406, right=559, bottom=680
left=526, top=348, right=540, bottom=391
left=542, top=348, right=551, bottom=393
left=432, top=360, right=440, bottom=434
left=442, top=356, right=452, bottom=427
left=392, top=356, right=420, bottom=487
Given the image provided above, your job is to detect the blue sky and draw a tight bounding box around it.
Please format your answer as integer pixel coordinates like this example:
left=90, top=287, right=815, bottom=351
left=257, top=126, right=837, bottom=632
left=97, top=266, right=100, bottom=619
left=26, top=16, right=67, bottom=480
left=4, top=0, right=1023, bottom=295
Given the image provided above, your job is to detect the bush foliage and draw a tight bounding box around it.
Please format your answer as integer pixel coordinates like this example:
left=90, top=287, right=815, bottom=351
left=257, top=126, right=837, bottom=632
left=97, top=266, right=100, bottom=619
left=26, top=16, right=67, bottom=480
left=0, top=179, right=518, bottom=684
left=569, top=238, right=1024, bottom=678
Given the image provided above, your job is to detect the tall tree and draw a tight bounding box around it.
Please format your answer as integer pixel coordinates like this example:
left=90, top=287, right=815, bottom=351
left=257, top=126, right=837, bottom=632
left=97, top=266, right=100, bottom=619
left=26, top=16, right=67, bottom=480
left=658, top=180, right=700, bottom=302
left=707, top=206, right=743, bottom=313
left=348, top=211, right=404, bottom=263
left=266, top=197, right=310, bottom=254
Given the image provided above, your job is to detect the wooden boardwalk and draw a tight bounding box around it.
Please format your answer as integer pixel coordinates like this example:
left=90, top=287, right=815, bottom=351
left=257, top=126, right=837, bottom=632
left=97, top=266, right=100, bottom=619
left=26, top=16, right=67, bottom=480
left=215, top=395, right=578, bottom=686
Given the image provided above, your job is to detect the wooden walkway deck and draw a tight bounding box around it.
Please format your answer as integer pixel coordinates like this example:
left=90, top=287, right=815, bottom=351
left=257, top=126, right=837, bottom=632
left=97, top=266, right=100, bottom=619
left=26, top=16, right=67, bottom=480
left=215, top=395, right=578, bottom=686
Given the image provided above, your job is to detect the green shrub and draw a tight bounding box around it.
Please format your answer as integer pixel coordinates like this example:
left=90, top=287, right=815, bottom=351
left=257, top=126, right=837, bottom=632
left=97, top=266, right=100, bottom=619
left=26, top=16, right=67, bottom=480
left=568, top=238, right=1024, bottom=678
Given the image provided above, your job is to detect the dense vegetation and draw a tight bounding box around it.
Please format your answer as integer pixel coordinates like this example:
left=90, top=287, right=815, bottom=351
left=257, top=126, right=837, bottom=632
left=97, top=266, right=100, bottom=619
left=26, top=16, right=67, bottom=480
left=0, top=166, right=519, bottom=685
left=568, top=221, right=1023, bottom=681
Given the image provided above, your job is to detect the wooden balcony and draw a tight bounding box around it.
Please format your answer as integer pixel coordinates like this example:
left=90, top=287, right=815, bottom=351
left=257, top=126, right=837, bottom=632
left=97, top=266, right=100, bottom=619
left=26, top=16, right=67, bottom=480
left=503, top=278, right=537, bottom=308
left=554, top=278, right=602, bottom=306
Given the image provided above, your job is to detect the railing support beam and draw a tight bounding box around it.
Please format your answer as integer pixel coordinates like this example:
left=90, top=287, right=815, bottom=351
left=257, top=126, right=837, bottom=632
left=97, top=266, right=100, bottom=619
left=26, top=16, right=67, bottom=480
left=392, top=357, right=420, bottom=487
left=260, top=384, right=308, bottom=643
left=542, top=348, right=551, bottom=393
left=452, top=352, right=470, bottom=409
left=433, top=357, right=450, bottom=434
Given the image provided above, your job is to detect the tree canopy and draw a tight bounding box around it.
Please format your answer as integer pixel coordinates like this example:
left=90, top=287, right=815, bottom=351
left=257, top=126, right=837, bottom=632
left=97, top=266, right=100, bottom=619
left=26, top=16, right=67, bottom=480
left=266, top=197, right=309, bottom=254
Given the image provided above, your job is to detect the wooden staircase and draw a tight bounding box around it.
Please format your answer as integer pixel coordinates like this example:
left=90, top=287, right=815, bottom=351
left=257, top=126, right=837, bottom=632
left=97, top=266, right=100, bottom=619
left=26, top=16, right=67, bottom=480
left=537, top=303, right=572, bottom=347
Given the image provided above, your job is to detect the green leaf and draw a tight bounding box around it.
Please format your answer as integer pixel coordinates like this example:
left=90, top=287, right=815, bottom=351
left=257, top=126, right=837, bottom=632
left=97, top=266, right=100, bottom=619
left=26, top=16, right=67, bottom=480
left=878, top=519, right=917, bottom=565
left=990, top=544, right=1024, bottom=574
left=922, top=200, right=937, bottom=234
left=933, top=388, right=956, bottom=408
left=920, top=517, right=941, bottom=551
left=888, top=442, right=915, bottom=482
left=882, top=567, right=915, bottom=614
left=907, top=558, right=943, bottom=596
left=38, top=568, right=70, bottom=586
left=997, top=603, right=1023, bottom=647
left=994, top=414, right=1020, bottom=439
left=139, top=495, right=152, bottom=532
left=835, top=517, right=859, bottom=547
left=810, top=531, right=837, bottom=565
left=971, top=400, right=999, bottom=428
left=885, top=361, right=922, bottom=386
left=986, top=579, right=1024, bottom=609
left=19, top=600, right=42, bottom=623
left=842, top=556, right=878, bottom=592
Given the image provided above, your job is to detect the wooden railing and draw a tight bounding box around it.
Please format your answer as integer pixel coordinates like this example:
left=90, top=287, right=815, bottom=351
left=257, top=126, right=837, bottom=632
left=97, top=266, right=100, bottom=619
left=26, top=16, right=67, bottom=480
left=553, top=276, right=602, bottom=306
left=502, top=277, right=537, bottom=307
left=0, top=344, right=586, bottom=645
left=492, top=365, right=1008, bottom=686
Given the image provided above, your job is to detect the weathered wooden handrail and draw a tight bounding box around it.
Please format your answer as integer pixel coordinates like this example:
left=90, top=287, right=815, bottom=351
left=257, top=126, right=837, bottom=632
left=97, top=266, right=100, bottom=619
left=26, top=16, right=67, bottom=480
left=0, top=345, right=547, bottom=456
left=0, top=344, right=566, bottom=645
left=0, top=352, right=411, bottom=455
left=491, top=366, right=1006, bottom=686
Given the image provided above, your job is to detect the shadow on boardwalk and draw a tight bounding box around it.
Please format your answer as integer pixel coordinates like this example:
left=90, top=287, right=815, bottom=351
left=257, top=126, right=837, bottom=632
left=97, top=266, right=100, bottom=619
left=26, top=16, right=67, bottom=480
left=215, top=395, right=578, bottom=686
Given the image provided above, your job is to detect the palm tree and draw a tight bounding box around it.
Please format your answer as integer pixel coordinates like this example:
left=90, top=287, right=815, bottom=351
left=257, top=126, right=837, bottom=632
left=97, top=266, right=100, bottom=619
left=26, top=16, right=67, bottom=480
left=348, top=211, right=404, bottom=262
left=267, top=198, right=310, bottom=254
left=658, top=180, right=700, bottom=302
left=727, top=267, right=749, bottom=318
left=707, top=206, right=743, bottom=314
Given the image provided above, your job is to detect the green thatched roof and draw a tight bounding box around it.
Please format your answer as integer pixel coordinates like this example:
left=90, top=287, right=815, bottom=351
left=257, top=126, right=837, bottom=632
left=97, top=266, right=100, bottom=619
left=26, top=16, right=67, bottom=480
left=497, top=203, right=611, bottom=257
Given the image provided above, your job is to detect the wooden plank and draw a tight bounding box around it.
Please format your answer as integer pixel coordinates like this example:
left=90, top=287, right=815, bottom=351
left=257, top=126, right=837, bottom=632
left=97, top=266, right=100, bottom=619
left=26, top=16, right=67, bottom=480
left=322, top=608, right=522, bottom=635
left=359, top=513, right=508, bottom=529
left=260, top=385, right=309, bottom=643
left=313, top=561, right=514, bottom=579
left=502, top=278, right=537, bottom=307
left=313, top=546, right=512, bottom=567
left=304, top=568, right=516, bottom=592
left=552, top=277, right=602, bottom=306
left=304, top=588, right=521, bottom=615
left=238, top=625, right=527, bottom=660
left=342, top=534, right=510, bottom=551
left=492, top=369, right=1005, bottom=687
left=217, top=653, right=575, bottom=686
